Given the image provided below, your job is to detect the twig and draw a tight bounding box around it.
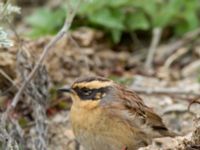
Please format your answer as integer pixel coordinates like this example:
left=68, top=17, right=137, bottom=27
left=188, top=97, right=200, bottom=112
left=0, top=2, right=81, bottom=146
left=182, top=59, right=200, bottom=77
left=0, top=69, right=18, bottom=97
left=145, top=27, right=162, bottom=70
left=164, top=47, right=189, bottom=69
left=0, top=69, right=16, bottom=86
left=156, top=28, right=200, bottom=61
left=132, top=86, right=200, bottom=97
left=11, top=0, right=81, bottom=109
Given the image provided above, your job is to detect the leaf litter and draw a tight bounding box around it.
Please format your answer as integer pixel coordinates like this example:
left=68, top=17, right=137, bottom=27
left=0, top=27, right=200, bottom=149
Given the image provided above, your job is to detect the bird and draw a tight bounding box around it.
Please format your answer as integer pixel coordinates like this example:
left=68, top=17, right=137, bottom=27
left=58, top=76, right=177, bottom=150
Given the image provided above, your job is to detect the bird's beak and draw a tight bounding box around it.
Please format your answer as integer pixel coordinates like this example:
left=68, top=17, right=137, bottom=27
left=57, top=86, right=72, bottom=93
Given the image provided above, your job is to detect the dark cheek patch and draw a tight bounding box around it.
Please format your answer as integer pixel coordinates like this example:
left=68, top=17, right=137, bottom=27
left=74, top=87, right=108, bottom=101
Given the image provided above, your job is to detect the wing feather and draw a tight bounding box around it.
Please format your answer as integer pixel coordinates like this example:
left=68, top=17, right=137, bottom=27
left=102, top=85, right=176, bottom=138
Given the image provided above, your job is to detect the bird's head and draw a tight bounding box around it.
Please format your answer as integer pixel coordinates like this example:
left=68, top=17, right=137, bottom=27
left=58, top=76, right=114, bottom=105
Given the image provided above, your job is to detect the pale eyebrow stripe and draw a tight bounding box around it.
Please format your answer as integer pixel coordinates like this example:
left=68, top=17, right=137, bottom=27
left=73, top=80, right=113, bottom=89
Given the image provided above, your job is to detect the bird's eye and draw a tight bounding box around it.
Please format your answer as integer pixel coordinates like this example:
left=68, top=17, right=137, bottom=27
left=82, top=89, right=92, bottom=96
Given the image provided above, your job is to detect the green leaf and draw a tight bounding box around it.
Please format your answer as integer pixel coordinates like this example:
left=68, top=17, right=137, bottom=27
left=174, top=0, right=200, bottom=35
left=126, top=12, right=150, bottom=30
left=88, top=8, right=125, bottom=30
left=79, top=0, right=108, bottom=14
left=26, top=7, right=66, bottom=38
left=185, top=12, right=199, bottom=30
left=111, top=29, right=122, bottom=43
left=132, top=0, right=157, bottom=17
left=27, top=28, right=55, bottom=39
left=182, top=1, right=199, bottom=30
left=108, top=0, right=131, bottom=7
left=25, top=0, right=200, bottom=41
left=26, top=8, right=53, bottom=29
left=153, top=0, right=178, bottom=27
left=174, top=21, right=189, bottom=35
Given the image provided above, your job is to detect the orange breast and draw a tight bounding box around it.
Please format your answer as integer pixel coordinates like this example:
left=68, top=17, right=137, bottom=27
left=70, top=101, right=149, bottom=150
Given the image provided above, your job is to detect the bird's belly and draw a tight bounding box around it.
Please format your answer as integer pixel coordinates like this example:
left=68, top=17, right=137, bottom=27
left=76, top=131, right=122, bottom=150
left=74, top=126, right=144, bottom=150
left=70, top=105, right=145, bottom=150
left=70, top=106, right=123, bottom=150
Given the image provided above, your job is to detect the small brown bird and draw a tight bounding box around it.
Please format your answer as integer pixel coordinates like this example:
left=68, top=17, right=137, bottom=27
left=59, top=76, right=176, bottom=150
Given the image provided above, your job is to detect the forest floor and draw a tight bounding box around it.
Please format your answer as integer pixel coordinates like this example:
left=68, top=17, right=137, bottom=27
left=1, top=26, right=200, bottom=149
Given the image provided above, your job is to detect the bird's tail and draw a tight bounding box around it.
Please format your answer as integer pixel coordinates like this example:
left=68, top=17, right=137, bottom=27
left=152, top=125, right=179, bottom=137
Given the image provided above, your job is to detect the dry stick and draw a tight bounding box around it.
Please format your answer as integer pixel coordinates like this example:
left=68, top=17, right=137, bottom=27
left=0, top=69, right=16, bottom=86
left=0, top=69, right=18, bottom=97
left=157, top=28, right=200, bottom=61
left=133, top=86, right=200, bottom=110
left=182, top=60, right=200, bottom=77
left=11, top=1, right=81, bottom=109
left=164, top=47, right=189, bottom=69
left=132, top=86, right=200, bottom=97
left=0, top=17, right=27, bottom=97
left=188, top=97, right=200, bottom=111
left=145, top=27, right=162, bottom=70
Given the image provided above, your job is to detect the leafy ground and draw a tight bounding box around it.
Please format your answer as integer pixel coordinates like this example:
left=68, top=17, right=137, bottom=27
left=1, top=27, right=200, bottom=149
left=1, top=0, right=200, bottom=149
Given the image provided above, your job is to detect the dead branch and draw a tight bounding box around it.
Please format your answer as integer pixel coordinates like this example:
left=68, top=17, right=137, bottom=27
left=132, top=86, right=200, bottom=97
left=0, top=1, right=81, bottom=149
left=16, top=48, right=50, bottom=149
left=181, top=60, right=200, bottom=77
left=0, top=69, right=16, bottom=86
left=145, top=27, right=162, bottom=71
left=164, top=47, right=189, bottom=69
left=156, top=28, right=200, bottom=62
left=0, top=68, right=19, bottom=97
left=11, top=0, right=81, bottom=109
left=188, top=97, right=200, bottom=112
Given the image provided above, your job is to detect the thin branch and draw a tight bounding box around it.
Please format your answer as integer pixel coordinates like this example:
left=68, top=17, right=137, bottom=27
left=164, top=47, right=189, bottom=69
left=132, top=86, right=200, bottom=97
left=0, top=69, right=16, bottom=86
left=11, top=0, right=81, bottom=109
left=145, top=27, right=162, bottom=70
left=188, top=97, right=200, bottom=111
left=156, top=28, right=200, bottom=61
left=0, top=69, right=18, bottom=97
